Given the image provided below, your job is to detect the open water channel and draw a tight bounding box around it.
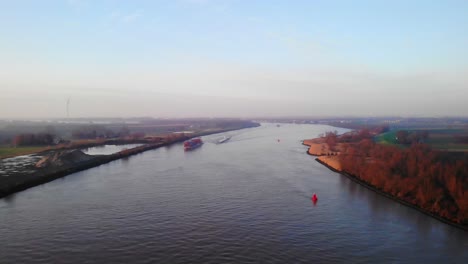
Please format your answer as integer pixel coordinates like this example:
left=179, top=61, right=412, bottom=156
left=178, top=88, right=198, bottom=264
left=1, top=124, right=466, bottom=263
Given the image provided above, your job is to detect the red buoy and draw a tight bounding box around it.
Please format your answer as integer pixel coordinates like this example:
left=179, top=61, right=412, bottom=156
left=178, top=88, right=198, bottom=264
left=312, top=193, right=318, bottom=202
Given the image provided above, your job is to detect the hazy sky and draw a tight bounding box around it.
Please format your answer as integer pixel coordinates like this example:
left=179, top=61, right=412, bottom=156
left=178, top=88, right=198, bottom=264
left=1, top=0, right=467, bottom=118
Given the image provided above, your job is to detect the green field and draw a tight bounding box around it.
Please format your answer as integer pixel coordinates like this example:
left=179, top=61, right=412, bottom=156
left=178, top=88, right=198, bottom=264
left=374, top=131, right=398, bottom=145
left=375, top=129, right=468, bottom=152
left=0, top=146, right=48, bottom=159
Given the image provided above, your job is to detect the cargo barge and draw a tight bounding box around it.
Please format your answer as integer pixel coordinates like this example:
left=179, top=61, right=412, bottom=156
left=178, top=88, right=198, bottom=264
left=184, top=138, right=203, bottom=151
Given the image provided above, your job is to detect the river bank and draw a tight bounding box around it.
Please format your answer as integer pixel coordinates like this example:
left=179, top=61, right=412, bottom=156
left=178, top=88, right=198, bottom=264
left=0, top=124, right=259, bottom=199
left=0, top=142, right=169, bottom=198
left=302, top=139, right=341, bottom=170
left=303, top=139, right=468, bottom=231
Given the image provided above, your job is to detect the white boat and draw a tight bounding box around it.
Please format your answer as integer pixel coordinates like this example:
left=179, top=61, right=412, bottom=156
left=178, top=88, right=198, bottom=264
left=218, top=136, right=231, bottom=144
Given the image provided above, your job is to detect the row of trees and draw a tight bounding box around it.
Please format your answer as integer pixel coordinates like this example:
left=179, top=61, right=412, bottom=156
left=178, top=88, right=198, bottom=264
left=12, top=133, right=55, bottom=146
left=455, top=135, right=468, bottom=144
left=71, top=125, right=131, bottom=139
left=395, top=130, right=429, bottom=144
left=327, top=129, right=467, bottom=224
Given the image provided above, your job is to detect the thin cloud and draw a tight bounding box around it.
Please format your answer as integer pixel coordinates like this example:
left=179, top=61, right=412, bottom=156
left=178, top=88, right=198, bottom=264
left=106, top=10, right=143, bottom=24
left=67, top=0, right=86, bottom=10
left=122, top=11, right=143, bottom=23
left=67, top=0, right=81, bottom=6
left=184, top=0, right=211, bottom=4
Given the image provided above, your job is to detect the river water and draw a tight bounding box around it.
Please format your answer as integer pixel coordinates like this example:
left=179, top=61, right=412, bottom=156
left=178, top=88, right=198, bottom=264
left=82, top=144, right=143, bottom=155
left=0, top=124, right=467, bottom=263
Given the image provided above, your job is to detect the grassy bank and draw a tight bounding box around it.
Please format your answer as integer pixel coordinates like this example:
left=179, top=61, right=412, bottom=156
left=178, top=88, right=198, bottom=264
left=0, top=146, right=49, bottom=159
left=375, top=129, right=468, bottom=152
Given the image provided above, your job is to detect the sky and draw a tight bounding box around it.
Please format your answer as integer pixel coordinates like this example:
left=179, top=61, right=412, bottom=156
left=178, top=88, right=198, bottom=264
left=0, top=0, right=467, bottom=118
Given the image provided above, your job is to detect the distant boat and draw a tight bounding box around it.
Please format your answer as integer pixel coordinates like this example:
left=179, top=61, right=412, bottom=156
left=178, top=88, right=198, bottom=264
left=276, top=124, right=281, bottom=127
left=218, top=136, right=231, bottom=144
left=184, top=138, right=203, bottom=151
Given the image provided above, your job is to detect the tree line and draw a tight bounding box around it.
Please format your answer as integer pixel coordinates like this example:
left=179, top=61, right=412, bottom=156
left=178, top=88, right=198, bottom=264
left=12, top=133, right=55, bottom=146
left=324, top=128, right=467, bottom=225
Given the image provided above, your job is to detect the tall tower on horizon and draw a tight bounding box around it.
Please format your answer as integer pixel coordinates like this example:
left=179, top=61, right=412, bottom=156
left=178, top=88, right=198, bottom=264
left=66, top=98, right=70, bottom=118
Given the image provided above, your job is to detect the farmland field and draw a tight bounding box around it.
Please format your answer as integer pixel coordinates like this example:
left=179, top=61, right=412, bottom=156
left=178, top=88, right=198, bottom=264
left=375, top=129, right=468, bottom=152
left=374, top=131, right=398, bottom=145
left=0, top=146, right=48, bottom=159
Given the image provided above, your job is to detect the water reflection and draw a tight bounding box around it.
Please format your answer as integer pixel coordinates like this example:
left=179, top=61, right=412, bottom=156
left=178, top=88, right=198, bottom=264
left=338, top=170, right=468, bottom=255
left=2, top=192, right=16, bottom=204
left=82, top=144, right=143, bottom=155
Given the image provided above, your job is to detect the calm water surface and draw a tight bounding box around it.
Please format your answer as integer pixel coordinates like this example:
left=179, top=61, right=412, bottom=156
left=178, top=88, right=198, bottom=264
left=0, top=124, right=467, bottom=263
left=82, top=144, right=143, bottom=155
